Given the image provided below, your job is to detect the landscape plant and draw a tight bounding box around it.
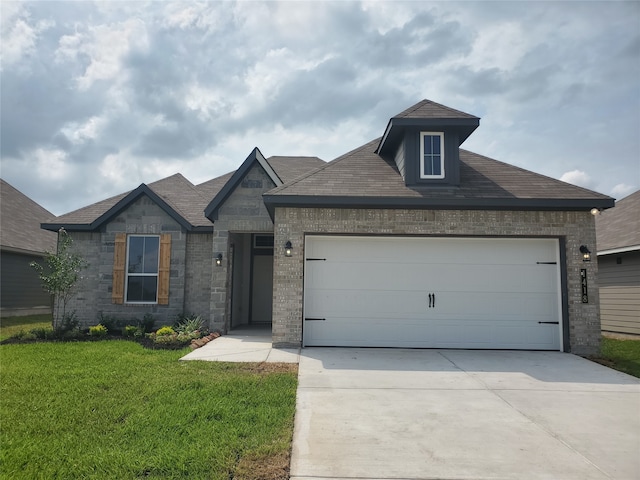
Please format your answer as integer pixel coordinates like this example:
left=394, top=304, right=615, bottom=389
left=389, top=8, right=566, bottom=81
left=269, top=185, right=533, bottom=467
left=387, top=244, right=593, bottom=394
left=88, top=324, right=108, bottom=337
left=30, top=228, right=88, bottom=330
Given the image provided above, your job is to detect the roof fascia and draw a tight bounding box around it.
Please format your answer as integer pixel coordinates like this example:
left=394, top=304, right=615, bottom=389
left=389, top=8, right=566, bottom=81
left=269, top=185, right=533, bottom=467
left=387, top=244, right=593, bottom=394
left=263, top=194, right=615, bottom=219
left=204, top=147, right=281, bottom=221
left=0, top=245, right=50, bottom=256
left=597, top=245, right=640, bottom=256
left=378, top=117, right=480, bottom=155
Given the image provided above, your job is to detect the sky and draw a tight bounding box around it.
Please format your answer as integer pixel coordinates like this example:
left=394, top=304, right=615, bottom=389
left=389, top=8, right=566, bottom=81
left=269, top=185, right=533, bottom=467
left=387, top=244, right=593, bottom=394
left=1, top=1, right=639, bottom=216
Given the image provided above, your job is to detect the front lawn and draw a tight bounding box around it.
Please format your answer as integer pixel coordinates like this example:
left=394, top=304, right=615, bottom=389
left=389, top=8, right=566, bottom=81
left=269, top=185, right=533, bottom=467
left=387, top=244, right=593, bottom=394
left=596, top=336, right=640, bottom=378
left=0, top=341, right=297, bottom=479
left=0, top=314, right=52, bottom=342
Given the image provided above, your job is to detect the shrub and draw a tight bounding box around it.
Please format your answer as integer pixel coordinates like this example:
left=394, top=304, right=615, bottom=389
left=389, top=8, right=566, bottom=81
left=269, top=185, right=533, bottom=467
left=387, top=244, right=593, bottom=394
left=58, top=312, right=79, bottom=333
left=31, top=327, right=54, bottom=339
left=156, top=326, right=175, bottom=336
left=174, top=315, right=205, bottom=335
left=139, top=313, right=155, bottom=333
left=88, top=324, right=108, bottom=337
left=123, top=325, right=143, bottom=338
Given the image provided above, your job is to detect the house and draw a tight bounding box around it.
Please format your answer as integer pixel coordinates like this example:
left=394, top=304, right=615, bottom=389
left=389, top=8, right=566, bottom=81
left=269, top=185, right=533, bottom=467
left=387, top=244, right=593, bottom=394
left=43, top=100, right=614, bottom=355
left=595, top=190, right=640, bottom=336
left=1, top=179, right=57, bottom=316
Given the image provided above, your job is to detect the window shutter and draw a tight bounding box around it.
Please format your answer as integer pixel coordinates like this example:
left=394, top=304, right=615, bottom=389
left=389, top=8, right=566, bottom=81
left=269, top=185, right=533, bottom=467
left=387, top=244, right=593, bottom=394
left=112, top=233, right=126, bottom=304
left=158, top=234, right=171, bottom=305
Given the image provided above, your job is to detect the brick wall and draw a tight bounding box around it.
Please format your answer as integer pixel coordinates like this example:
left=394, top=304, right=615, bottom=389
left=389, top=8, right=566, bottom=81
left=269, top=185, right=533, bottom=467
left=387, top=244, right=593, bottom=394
left=64, top=195, right=195, bottom=328
left=208, top=164, right=276, bottom=332
left=273, top=207, right=601, bottom=355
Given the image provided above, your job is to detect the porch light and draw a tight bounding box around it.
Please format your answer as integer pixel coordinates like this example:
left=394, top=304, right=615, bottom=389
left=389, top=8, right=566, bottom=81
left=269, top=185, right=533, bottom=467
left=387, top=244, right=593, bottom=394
left=215, top=253, right=223, bottom=266
left=579, top=245, right=591, bottom=262
left=285, top=241, right=292, bottom=257
left=590, top=208, right=601, bottom=216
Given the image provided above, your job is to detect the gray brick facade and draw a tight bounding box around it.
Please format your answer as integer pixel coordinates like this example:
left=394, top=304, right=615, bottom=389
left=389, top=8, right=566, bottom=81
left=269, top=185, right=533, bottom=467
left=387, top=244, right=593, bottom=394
left=272, top=207, right=601, bottom=355
left=208, top=164, right=276, bottom=332
left=64, top=195, right=197, bottom=328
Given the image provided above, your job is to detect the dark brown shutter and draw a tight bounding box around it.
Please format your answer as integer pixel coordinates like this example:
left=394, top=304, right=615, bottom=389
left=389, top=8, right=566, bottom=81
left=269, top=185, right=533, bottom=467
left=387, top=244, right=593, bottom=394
left=112, top=233, right=126, bottom=304
left=157, top=234, right=171, bottom=305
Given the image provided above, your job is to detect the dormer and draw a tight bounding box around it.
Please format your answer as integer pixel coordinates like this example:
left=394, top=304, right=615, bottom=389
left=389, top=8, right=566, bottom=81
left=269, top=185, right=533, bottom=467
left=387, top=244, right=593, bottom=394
left=377, top=100, right=480, bottom=186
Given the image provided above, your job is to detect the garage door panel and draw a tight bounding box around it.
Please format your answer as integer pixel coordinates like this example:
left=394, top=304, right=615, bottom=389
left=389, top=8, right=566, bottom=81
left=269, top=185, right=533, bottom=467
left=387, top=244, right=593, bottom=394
left=304, top=236, right=562, bottom=350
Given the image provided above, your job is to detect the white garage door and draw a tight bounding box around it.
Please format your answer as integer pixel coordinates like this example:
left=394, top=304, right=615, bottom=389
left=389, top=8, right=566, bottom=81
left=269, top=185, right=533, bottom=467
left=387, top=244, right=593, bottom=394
left=303, top=236, right=562, bottom=350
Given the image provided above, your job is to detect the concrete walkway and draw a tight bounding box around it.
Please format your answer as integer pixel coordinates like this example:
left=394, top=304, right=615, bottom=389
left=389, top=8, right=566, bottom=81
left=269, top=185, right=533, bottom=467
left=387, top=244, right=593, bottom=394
left=291, top=348, right=640, bottom=480
left=179, top=329, right=299, bottom=363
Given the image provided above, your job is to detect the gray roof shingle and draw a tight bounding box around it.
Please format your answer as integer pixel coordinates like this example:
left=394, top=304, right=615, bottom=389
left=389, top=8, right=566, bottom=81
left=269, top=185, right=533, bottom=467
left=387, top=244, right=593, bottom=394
left=393, top=99, right=479, bottom=120
left=46, top=156, right=325, bottom=230
left=264, top=137, right=614, bottom=210
left=596, top=190, right=640, bottom=253
left=1, top=179, right=57, bottom=254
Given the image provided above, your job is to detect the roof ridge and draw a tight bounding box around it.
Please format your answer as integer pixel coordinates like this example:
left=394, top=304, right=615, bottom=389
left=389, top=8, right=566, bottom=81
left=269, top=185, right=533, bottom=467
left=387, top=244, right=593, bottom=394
left=268, top=139, right=380, bottom=194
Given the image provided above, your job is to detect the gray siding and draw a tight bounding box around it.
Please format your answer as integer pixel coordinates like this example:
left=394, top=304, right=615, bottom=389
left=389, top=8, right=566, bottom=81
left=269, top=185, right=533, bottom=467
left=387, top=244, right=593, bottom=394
left=0, top=250, right=51, bottom=312
left=394, top=139, right=405, bottom=178
left=598, top=251, right=640, bottom=335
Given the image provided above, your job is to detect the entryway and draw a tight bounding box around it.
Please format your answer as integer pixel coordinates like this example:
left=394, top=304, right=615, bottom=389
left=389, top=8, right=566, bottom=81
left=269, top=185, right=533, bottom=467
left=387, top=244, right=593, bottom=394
left=228, top=233, right=274, bottom=330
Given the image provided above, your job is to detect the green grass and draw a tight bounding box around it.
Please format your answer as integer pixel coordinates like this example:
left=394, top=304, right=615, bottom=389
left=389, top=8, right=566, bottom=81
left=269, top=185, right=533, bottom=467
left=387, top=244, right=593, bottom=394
left=0, top=314, right=52, bottom=342
left=0, top=341, right=298, bottom=479
left=599, top=336, right=640, bottom=378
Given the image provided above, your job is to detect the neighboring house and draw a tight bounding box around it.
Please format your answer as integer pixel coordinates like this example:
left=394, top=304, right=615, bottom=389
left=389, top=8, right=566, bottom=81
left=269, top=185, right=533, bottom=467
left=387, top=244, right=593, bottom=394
left=43, top=100, right=614, bottom=355
left=595, top=190, right=640, bottom=335
left=1, top=179, right=57, bottom=316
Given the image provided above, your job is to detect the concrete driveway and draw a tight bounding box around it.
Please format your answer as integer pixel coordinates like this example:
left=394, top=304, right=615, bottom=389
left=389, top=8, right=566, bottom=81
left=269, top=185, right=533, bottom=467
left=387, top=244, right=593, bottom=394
left=290, top=349, right=640, bottom=480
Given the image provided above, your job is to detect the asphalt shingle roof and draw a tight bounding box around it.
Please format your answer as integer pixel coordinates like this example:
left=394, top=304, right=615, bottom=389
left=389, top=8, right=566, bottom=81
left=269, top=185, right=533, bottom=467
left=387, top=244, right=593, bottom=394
left=266, top=137, right=613, bottom=205
left=393, top=99, right=479, bottom=120
left=596, top=190, right=640, bottom=252
left=47, top=156, right=325, bottom=229
left=1, top=179, right=57, bottom=254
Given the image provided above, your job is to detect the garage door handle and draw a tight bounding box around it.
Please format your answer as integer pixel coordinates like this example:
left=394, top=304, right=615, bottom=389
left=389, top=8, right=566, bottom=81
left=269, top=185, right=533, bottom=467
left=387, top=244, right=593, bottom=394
left=538, top=321, right=559, bottom=324
left=428, top=293, right=435, bottom=308
left=428, top=293, right=432, bottom=308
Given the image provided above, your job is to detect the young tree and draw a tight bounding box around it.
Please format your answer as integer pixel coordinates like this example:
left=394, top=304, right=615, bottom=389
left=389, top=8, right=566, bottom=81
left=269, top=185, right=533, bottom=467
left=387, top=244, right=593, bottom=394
left=31, top=228, right=88, bottom=329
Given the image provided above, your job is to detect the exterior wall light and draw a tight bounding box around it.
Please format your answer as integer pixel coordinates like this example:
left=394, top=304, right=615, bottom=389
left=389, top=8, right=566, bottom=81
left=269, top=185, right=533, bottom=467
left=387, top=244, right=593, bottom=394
left=579, top=245, right=591, bottom=262
left=215, top=253, right=223, bottom=266
left=590, top=208, right=601, bottom=216
left=285, top=241, right=292, bottom=257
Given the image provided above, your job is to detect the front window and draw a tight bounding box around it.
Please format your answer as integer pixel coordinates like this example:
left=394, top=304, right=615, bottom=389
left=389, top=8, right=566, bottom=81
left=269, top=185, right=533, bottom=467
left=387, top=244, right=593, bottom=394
left=420, top=132, right=445, bottom=179
left=126, top=235, right=159, bottom=303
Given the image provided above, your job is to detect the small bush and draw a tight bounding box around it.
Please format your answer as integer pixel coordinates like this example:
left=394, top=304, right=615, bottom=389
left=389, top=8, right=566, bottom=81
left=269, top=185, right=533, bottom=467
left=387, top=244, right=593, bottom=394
left=123, top=325, right=143, bottom=338
left=20, top=332, right=37, bottom=341
left=89, top=324, right=108, bottom=337
left=139, top=313, right=155, bottom=333
left=156, top=326, right=175, bottom=336
left=31, top=327, right=54, bottom=339
left=174, top=315, right=205, bottom=335
left=57, top=312, right=79, bottom=333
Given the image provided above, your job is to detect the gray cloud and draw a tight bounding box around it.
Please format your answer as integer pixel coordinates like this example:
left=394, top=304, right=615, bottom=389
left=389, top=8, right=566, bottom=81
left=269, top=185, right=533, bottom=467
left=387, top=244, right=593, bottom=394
left=1, top=1, right=638, bottom=215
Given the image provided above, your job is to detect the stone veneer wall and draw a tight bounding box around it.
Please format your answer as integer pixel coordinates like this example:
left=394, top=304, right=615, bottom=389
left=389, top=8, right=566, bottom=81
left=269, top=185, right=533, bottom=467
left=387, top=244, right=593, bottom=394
left=63, top=195, right=194, bottom=328
left=208, top=164, right=276, bottom=332
left=272, top=207, right=601, bottom=355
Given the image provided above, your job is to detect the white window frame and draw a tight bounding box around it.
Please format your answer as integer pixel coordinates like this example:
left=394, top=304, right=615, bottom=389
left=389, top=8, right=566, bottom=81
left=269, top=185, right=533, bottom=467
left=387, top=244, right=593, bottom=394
left=420, top=132, right=445, bottom=179
left=125, top=235, right=160, bottom=304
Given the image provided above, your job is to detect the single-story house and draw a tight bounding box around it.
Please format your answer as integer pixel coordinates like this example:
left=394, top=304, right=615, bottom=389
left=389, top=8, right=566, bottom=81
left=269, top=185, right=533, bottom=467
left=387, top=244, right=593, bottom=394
left=595, top=190, right=639, bottom=335
left=1, top=179, right=57, bottom=316
left=43, top=100, right=614, bottom=354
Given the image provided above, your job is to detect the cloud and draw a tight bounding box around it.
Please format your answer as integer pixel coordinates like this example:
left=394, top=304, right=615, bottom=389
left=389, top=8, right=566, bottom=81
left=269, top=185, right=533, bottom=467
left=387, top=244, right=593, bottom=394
left=610, top=184, right=636, bottom=200
left=0, top=1, right=638, bottom=217
left=559, top=170, right=595, bottom=190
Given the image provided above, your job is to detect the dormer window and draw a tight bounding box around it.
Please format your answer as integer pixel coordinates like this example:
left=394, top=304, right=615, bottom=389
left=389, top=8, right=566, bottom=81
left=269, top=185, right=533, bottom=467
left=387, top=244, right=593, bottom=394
left=420, top=132, right=445, bottom=179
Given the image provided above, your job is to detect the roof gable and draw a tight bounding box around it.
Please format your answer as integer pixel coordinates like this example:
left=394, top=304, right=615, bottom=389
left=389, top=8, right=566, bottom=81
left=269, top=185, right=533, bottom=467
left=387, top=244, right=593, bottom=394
left=204, top=147, right=282, bottom=221
left=43, top=174, right=213, bottom=232
left=378, top=99, right=480, bottom=157
left=596, top=190, right=640, bottom=253
left=1, top=179, right=57, bottom=255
